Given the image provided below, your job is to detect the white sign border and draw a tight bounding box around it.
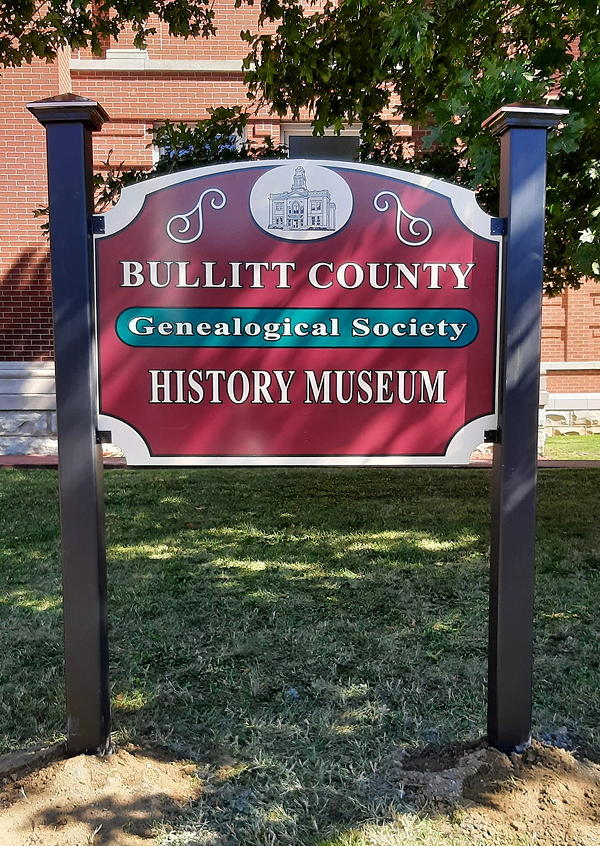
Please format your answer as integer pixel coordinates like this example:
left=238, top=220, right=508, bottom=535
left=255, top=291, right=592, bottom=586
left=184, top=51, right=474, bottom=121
left=100, top=158, right=498, bottom=241
left=97, top=412, right=498, bottom=466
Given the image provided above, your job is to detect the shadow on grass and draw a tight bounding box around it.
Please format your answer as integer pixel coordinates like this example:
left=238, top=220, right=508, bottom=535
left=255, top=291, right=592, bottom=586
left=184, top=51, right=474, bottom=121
left=1, top=466, right=599, bottom=844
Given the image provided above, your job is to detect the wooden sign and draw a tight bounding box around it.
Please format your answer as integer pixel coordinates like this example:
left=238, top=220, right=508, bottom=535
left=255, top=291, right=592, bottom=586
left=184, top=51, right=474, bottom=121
left=95, top=161, right=500, bottom=464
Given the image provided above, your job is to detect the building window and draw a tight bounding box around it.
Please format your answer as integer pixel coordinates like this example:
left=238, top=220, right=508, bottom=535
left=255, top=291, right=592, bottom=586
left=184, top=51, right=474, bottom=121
left=151, top=124, right=246, bottom=165
left=280, top=121, right=411, bottom=161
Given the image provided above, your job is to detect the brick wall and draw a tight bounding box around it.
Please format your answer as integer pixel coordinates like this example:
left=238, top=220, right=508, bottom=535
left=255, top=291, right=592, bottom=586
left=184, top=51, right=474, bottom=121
left=0, top=13, right=598, bottom=388
left=541, top=280, right=600, bottom=391
left=0, top=53, right=71, bottom=361
left=71, top=69, right=294, bottom=174
left=0, top=12, right=281, bottom=361
left=74, top=2, right=262, bottom=61
left=547, top=371, right=600, bottom=392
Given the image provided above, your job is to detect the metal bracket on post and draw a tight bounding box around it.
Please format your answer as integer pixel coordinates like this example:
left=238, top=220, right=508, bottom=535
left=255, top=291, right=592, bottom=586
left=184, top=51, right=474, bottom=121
left=92, top=215, right=105, bottom=235
left=27, top=93, right=111, bottom=755
left=484, top=429, right=501, bottom=444
left=482, top=102, right=568, bottom=753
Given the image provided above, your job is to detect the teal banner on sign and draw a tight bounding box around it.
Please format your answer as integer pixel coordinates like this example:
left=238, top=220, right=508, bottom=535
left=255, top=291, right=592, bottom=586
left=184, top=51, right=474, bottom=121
left=116, top=307, right=478, bottom=348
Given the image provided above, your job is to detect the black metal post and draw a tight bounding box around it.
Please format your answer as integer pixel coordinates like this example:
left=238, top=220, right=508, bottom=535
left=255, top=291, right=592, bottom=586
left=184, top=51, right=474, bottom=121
left=482, top=103, right=567, bottom=752
left=27, top=94, right=111, bottom=754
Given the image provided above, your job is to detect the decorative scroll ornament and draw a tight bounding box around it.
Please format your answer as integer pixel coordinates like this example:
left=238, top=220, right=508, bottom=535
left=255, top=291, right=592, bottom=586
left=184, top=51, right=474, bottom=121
left=166, top=188, right=227, bottom=243
left=373, top=190, right=433, bottom=246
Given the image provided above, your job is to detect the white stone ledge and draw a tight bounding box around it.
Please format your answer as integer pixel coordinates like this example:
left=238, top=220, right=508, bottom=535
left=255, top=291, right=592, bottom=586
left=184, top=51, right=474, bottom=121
left=0, top=362, right=56, bottom=411
left=546, top=392, right=600, bottom=411
left=71, top=57, right=246, bottom=73
left=0, top=436, right=58, bottom=456
left=0, top=361, right=55, bottom=376
left=0, top=395, right=56, bottom=411
left=548, top=392, right=600, bottom=400
left=0, top=411, right=55, bottom=436
left=541, top=361, right=600, bottom=372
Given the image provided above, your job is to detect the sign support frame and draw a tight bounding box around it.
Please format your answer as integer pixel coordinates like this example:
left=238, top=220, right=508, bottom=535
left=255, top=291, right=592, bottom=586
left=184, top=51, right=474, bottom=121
left=25, top=95, right=567, bottom=756
left=483, top=103, right=567, bottom=752
left=27, top=94, right=111, bottom=755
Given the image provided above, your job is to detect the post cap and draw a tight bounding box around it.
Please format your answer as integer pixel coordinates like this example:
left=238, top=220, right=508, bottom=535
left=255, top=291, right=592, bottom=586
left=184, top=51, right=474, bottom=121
left=482, top=102, right=569, bottom=136
left=27, top=93, right=109, bottom=130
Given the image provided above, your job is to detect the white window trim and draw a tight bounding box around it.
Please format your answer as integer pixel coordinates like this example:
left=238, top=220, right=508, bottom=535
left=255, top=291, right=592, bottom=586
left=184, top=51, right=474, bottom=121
left=151, top=123, right=247, bottom=165
left=71, top=53, right=245, bottom=73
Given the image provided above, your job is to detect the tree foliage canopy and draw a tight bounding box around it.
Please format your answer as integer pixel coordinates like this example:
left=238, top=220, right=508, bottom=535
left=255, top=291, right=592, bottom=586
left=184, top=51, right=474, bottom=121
left=34, top=107, right=286, bottom=232
left=9, top=0, right=600, bottom=293
left=0, top=0, right=216, bottom=67
left=243, top=0, right=600, bottom=294
left=96, top=106, right=285, bottom=208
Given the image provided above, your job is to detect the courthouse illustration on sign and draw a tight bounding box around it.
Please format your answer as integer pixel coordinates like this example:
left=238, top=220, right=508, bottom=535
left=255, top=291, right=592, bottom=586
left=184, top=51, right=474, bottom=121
left=249, top=163, right=353, bottom=240
left=268, top=165, right=336, bottom=231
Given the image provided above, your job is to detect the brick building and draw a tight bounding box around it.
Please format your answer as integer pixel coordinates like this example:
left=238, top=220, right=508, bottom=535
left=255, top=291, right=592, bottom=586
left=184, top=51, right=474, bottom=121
left=0, top=7, right=598, bottom=453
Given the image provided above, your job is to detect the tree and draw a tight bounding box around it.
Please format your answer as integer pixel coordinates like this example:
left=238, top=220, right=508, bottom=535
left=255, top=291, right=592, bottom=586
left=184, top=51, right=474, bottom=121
left=95, top=106, right=285, bottom=206
left=12, top=0, right=599, bottom=293
left=34, top=107, right=286, bottom=230
left=0, top=0, right=216, bottom=67
left=242, top=0, right=600, bottom=294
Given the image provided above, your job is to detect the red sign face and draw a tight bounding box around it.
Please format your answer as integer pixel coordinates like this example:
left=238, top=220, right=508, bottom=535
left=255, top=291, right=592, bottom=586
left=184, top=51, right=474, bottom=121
left=95, top=161, right=500, bottom=465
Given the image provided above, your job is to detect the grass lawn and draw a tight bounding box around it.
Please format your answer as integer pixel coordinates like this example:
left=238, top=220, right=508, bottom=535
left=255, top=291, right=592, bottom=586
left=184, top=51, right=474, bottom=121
left=544, top=434, right=600, bottom=461
left=1, top=466, right=599, bottom=844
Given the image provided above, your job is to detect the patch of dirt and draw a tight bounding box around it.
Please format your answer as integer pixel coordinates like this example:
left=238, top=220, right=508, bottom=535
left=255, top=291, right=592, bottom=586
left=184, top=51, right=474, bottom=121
left=2, top=740, right=600, bottom=845
left=392, top=740, right=600, bottom=845
left=401, top=738, right=486, bottom=774
left=0, top=745, right=198, bottom=845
